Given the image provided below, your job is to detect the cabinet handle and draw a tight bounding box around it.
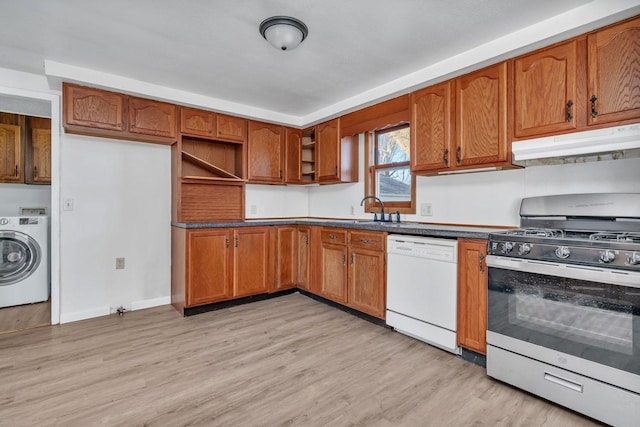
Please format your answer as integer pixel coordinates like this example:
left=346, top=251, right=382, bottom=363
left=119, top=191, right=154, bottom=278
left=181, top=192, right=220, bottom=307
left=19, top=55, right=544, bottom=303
left=225, top=236, right=229, bottom=249
left=335, top=165, right=338, bottom=176
left=565, top=100, right=573, bottom=122
left=33, top=166, right=37, bottom=179
left=235, top=235, right=238, bottom=248
left=479, top=253, right=485, bottom=273
left=279, top=170, right=283, bottom=179
left=14, top=165, right=18, bottom=176
left=328, top=234, right=338, bottom=240
left=350, top=252, right=354, bottom=265
left=305, top=235, right=309, bottom=245
left=343, top=252, right=346, bottom=265
left=359, top=238, right=372, bottom=244
left=456, top=146, right=461, bottom=164
left=443, top=148, right=449, bottom=166
left=590, top=95, right=598, bottom=118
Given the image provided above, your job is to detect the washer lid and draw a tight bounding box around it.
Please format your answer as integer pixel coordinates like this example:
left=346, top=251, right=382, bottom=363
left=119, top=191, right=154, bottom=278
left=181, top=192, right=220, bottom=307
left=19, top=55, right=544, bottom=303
left=0, top=231, right=41, bottom=286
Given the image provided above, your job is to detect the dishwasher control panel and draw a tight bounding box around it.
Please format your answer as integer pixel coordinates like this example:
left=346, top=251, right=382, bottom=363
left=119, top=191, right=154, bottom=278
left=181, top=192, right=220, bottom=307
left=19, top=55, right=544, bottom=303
left=387, top=235, right=457, bottom=262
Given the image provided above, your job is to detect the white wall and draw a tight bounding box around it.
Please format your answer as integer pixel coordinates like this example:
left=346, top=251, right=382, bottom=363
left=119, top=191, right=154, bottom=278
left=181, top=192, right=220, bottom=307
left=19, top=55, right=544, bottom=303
left=245, top=184, right=309, bottom=218
left=0, top=184, right=51, bottom=217
left=59, top=134, right=171, bottom=322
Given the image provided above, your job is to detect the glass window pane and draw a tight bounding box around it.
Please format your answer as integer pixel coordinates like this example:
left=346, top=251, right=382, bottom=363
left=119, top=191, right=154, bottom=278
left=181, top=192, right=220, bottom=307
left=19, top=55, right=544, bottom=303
left=376, top=126, right=410, bottom=165
left=376, top=166, right=411, bottom=202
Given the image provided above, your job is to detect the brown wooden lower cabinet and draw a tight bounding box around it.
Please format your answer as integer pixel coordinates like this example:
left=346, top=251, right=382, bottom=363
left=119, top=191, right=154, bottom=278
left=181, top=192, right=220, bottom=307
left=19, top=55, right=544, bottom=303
left=171, top=226, right=270, bottom=312
left=273, top=226, right=297, bottom=291
left=457, top=238, right=488, bottom=354
left=172, top=224, right=386, bottom=320
left=317, top=227, right=386, bottom=319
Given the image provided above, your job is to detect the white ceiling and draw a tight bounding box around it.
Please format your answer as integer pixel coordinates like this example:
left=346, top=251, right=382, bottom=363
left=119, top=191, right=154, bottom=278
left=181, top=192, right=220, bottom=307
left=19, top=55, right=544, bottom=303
left=0, top=0, right=639, bottom=126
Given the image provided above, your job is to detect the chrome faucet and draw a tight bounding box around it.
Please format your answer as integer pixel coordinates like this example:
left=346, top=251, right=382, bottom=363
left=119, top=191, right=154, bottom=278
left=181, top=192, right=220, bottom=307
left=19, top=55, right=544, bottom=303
left=360, top=195, right=389, bottom=222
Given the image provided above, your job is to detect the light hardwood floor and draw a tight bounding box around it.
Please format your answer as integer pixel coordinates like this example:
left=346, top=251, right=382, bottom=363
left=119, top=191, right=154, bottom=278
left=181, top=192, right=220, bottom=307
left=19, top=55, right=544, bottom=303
left=0, top=293, right=600, bottom=426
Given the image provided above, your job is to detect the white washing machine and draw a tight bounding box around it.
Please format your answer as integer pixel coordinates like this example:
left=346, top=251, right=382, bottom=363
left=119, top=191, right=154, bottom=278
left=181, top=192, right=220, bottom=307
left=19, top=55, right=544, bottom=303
left=0, top=216, right=49, bottom=308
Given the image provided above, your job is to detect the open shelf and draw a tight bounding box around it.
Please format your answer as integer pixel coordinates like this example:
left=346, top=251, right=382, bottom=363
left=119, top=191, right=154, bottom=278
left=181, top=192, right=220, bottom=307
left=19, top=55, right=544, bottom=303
left=182, top=152, right=242, bottom=180
left=301, top=127, right=316, bottom=183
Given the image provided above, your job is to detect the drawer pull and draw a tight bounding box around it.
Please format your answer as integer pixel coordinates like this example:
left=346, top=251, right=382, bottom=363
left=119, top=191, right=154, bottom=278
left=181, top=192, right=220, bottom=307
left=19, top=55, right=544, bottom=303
left=544, top=372, right=583, bottom=393
left=360, top=238, right=372, bottom=244
left=328, top=234, right=338, bottom=240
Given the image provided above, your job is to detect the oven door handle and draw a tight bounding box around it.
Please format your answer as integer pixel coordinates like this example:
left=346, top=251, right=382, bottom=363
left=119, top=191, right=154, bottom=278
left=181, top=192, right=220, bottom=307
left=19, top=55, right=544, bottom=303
left=486, top=255, right=640, bottom=289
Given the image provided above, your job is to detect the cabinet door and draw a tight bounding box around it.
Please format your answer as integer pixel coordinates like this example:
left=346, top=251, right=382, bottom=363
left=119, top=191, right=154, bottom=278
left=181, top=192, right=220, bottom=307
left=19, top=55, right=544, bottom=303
left=285, top=127, right=302, bottom=183
left=63, top=83, right=125, bottom=131
left=348, top=247, right=385, bottom=319
left=186, top=229, right=233, bottom=306
left=411, top=81, right=454, bottom=172
left=27, top=118, right=51, bottom=184
left=180, top=107, right=216, bottom=138
left=297, top=227, right=311, bottom=290
left=128, top=97, right=177, bottom=139
left=455, top=62, right=508, bottom=167
left=316, top=118, right=340, bottom=182
left=457, top=239, right=488, bottom=354
left=234, top=227, right=270, bottom=297
left=247, top=121, right=284, bottom=183
left=0, top=123, right=22, bottom=183
left=513, top=40, right=579, bottom=138
left=216, top=114, right=246, bottom=143
left=274, top=226, right=297, bottom=291
left=319, top=242, right=348, bottom=304
left=587, top=17, right=640, bottom=126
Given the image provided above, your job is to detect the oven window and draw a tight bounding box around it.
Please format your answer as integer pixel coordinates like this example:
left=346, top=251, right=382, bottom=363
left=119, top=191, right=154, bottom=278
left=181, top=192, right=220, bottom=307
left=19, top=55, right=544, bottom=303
left=488, top=267, right=640, bottom=375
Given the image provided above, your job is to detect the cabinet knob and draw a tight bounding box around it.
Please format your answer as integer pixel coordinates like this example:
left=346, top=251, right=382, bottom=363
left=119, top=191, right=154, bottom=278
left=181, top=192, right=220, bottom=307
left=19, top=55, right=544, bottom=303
left=590, top=95, right=598, bottom=118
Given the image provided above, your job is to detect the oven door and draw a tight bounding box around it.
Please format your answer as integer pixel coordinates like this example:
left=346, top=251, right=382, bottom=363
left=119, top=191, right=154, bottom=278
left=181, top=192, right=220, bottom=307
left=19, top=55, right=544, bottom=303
left=486, top=255, right=640, bottom=393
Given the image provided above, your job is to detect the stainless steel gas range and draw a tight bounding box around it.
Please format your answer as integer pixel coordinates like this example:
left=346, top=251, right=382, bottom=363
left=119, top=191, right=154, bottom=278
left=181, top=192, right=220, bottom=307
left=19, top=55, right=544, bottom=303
left=486, top=193, right=640, bottom=427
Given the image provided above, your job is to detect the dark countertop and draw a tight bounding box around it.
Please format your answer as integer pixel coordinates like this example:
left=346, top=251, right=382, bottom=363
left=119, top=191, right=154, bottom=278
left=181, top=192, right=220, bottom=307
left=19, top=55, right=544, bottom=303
left=172, top=218, right=510, bottom=240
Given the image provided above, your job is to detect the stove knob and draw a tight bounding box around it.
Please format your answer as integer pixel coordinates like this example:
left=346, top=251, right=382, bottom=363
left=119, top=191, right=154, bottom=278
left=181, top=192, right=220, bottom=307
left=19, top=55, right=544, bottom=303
left=600, top=250, right=616, bottom=263
left=555, top=246, right=571, bottom=259
left=627, top=252, right=640, bottom=265
left=518, top=243, right=532, bottom=255
left=501, top=242, right=514, bottom=253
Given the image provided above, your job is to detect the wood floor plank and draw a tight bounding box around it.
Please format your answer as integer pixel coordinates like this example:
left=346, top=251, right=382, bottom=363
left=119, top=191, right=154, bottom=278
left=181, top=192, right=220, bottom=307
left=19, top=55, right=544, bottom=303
left=0, top=293, right=600, bottom=426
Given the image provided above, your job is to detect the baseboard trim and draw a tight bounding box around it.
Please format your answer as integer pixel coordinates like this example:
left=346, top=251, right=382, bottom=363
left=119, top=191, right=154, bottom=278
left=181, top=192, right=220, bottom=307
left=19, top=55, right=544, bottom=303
left=131, top=296, right=171, bottom=311
left=60, top=306, right=110, bottom=324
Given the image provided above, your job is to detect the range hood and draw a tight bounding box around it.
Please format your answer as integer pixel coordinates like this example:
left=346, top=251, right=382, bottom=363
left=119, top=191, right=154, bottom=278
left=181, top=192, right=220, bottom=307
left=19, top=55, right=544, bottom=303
left=511, top=123, right=640, bottom=166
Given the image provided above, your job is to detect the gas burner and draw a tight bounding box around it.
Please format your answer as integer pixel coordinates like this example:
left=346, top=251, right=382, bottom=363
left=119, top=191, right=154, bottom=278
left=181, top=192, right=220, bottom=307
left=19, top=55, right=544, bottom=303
left=505, top=228, right=565, bottom=238
left=590, top=232, right=640, bottom=243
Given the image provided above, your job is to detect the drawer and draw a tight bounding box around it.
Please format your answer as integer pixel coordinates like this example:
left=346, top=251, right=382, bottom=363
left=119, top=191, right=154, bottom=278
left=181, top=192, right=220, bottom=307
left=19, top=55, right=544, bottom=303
left=349, top=230, right=385, bottom=251
left=321, top=228, right=347, bottom=245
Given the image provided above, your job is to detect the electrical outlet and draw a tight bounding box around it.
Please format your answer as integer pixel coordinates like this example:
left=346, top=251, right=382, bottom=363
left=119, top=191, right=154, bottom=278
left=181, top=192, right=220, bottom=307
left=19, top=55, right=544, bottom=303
left=63, top=198, right=74, bottom=211
left=115, top=257, right=125, bottom=269
left=421, top=203, right=433, bottom=216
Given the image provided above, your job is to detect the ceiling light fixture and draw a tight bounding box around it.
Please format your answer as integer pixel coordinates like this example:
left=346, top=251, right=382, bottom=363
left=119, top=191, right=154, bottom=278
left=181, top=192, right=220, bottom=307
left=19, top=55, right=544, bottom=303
left=259, top=16, right=308, bottom=51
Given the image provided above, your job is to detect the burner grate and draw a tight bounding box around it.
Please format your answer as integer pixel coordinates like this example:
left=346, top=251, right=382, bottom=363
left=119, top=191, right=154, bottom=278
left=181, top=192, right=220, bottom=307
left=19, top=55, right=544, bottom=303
left=589, top=232, right=640, bottom=242
left=505, top=228, right=565, bottom=238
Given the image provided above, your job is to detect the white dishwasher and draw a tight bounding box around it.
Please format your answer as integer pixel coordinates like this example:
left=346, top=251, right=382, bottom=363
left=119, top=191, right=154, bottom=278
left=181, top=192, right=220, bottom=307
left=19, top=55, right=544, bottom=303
left=386, top=234, right=460, bottom=354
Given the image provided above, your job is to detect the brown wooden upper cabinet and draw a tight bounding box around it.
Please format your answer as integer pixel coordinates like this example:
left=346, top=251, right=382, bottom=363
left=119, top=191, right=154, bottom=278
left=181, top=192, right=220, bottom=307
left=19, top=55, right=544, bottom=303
left=513, top=39, right=579, bottom=138
left=63, top=83, right=177, bottom=145
left=64, top=83, right=125, bottom=132
left=513, top=16, right=640, bottom=139
left=216, top=114, right=247, bottom=143
left=411, top=62, right=508, bottom=174
left=180, top=107, right=216, bottom=138
left=587, top=16, right=640, bottom=126
left=455, top=62, right=508, bottom=167
left=410, top=81, right=454, bottom=173
left=128, top=96, right=177, bottom=139
left=284, top=127, right=303, bottom=183
left=247, top=120, right=285, bottom=184
left=316, top=118, right=358, bottom=184
left=26, top=117, right=52, bottom=185
left=0, top=122, right=22, bottom=183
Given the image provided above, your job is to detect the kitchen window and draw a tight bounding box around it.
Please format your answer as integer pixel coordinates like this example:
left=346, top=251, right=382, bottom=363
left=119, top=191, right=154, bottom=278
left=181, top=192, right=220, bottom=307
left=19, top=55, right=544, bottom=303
left=364, top=123, right=415, bottom=214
